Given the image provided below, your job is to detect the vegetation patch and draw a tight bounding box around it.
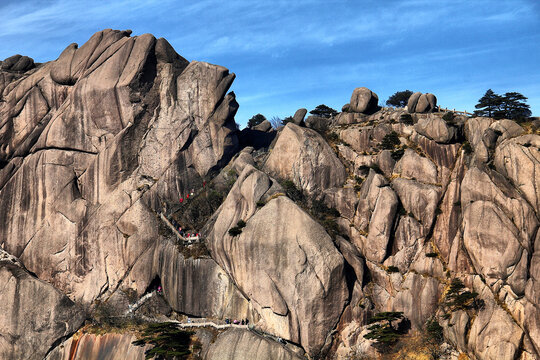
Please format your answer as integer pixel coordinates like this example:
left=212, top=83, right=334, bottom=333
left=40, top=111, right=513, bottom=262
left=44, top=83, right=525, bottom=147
left=444, top=278, right=483, bottom=313
left=379, top=131, right=401, bottom=150
left=400, top=113, right=414, bottom=125
left=364, top=311, right=407, bottom=352
left=132, top=322, right=194, bottom=359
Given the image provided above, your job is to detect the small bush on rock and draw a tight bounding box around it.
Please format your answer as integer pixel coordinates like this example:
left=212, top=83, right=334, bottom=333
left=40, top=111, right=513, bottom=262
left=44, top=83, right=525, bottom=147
left=364, top=311, right=407, bottom=352
left=400, top=113, right=414, bottom=125
left=379, top=131, right=401, bottom=150
left=228, top=226, right=242, bottom=237
left=442, top=112, right=455, bottom=123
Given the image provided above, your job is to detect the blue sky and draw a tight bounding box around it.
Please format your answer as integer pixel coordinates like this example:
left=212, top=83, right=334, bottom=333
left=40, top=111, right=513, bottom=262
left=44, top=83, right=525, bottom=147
left=1, top=0, right=539, bottom=126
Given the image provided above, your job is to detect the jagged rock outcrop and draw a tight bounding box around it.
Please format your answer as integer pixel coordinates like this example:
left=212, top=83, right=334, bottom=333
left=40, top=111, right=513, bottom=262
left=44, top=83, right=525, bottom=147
left=292, top=108, right=307, bottom=125
left=0, top=29, right=239, bottom=307
left=0, top=250, right=84, bottom=360
left=205, top=165, right=348, bottom=356
left=264, top=123, right=347, bottom=195
left=1, top=54, right=35, bottom=72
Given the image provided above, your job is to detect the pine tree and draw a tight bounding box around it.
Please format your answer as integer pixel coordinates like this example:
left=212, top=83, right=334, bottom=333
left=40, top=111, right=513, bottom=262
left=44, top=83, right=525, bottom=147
left=386, top=90, right=413, bottom=107
left=501, top=92, right=532, bottom=122
left=364, top=311, right=406, bottom=352
left=309, top=104, right=338, bottom=118
left=474, top=89, right=501, bottom=118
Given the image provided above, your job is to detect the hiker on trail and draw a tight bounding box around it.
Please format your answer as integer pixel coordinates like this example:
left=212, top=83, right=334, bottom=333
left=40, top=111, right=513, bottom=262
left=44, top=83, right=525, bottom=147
left=241, top=319, right=244, bottom=325
left=180, top=198, right=183, bottom=203
left=203, top=181, right=206, bottom=187
left=245, top=319, right=249, bottom=325
left=186, top=194, right=189, bottom=199
left=157, top=286, right=162, bottom=294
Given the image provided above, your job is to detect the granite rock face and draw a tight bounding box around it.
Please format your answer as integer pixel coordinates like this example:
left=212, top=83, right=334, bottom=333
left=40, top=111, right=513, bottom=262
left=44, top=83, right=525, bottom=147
left=0, top=250, right=85, bottom=360
left=264, top=123, right=347, bottom=195
left=0, top=29, right=239, bottom=306
left=205, top=165, right=348, bottom=356
left=206, top=329, right=304, bottom=360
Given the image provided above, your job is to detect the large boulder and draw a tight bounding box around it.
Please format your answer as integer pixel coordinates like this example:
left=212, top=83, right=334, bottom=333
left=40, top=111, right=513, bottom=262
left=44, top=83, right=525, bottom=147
left=415, top=115, right=457, bottom=143
left=292, top=108, right=307, bottom=125
left=264, top=123, right=347, bottom=195
left=1, top=54, right=35, bottom=72
left=349, top=87, right=379, bottom=113
left=408, top=92, right=437, bottom=113
left=205, top=167, right=347, bottom=356
left=253, top=119, right=273, bottom=132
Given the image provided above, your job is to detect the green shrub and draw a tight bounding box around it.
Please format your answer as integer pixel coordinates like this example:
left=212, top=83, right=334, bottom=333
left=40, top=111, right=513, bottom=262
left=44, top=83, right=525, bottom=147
left=386, top=266, right=399, bottom=273
left=236, top=220, right=247, bottom=228
left=400, top=113, right=414, bottom=125
left=462, top=141, right=473, bottom=154
left=256, top=200, right=265, bottom=207
left=282, top=180, right=303, bottom=202
left=442, top=112, right=454, bottom=123
left=391, top=148, right=404, bottom=161
left=379, top=131, right=401, bottom=150
left=133, top=322, right=193, bottom=359
left=364, top=312, right=406, bottom=352
left=228, top=227, right=242, bottom=237
left=426, top=252, right=438, bottom=258
left=444, top=278, right=482, bottom=312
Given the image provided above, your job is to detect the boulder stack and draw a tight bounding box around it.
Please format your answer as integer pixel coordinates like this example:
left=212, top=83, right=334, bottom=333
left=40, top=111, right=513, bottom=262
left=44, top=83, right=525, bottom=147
left=408, top=92, right=437, bottom=113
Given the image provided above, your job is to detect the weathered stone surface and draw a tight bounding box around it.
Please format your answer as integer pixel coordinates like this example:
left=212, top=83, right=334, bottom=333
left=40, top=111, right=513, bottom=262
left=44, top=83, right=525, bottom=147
left=305, top=115, right=331, bottom=132
left=375, top=150, right=395, bottom=177
left=264, top=123, right=346, bottom=195
left=253, top=119, right=273, bottom=132
left=0, top=29, right=239, bottom=308
left=45, top=333, right=151, bottom=360
left=392, top=178, right=441, bottom=231
left=494, top=135, right=540, bottom=213
left=460, top=167, right=537, bottom=295
left=415, top=115, right=457, bottom=143
left=292, top=108, right=307, bottom=125
left=393, top=149, right=437, bottom=184
left=490, top=119, right=525, bottom=143
left=150, top=240, right=254, bottom=320
left=0, top=254, right=84, bottom=360
left=323, top=187, right=358, bottom=220
left=349, top=87, right=379, bottom=113
left=406, top=92, right=422, bottom=113
left=1, top=54, right=35, bottom=72
left=206, top=172, right=347, bottom=356
left=339, top=124, right=391, bottom=154
left=206, top=329, right=304, bottom=360
left=392, top=272, right=441, bottom=329
left=415, top=93, right=436, bottom=113
left=467, top=278, right=524, bottom=360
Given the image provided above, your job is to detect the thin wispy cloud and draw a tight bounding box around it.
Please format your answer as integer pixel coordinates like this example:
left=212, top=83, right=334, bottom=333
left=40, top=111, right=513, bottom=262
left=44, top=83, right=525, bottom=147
left=0, top=0, right=538, bottom=124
